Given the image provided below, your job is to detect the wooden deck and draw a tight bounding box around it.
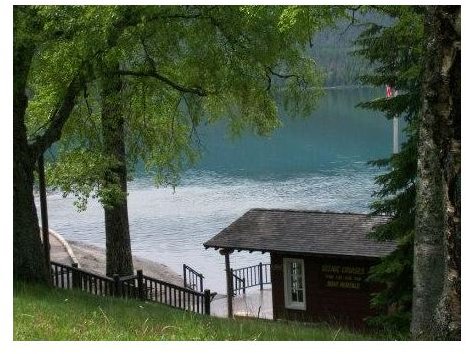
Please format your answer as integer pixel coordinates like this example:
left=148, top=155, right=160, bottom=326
left=210, top=288, right=273, bottom=319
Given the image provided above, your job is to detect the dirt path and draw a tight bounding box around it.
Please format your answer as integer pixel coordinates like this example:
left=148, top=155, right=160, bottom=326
left=48, top=230, right=74, bottom=265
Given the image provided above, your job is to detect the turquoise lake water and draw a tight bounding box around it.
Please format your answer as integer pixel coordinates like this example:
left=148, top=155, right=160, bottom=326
left=42, top=88, right=401, bottom=292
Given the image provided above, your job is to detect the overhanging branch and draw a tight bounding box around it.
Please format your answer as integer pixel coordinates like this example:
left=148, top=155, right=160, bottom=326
left=267, top=67, right=301, bottom=80
left=116, top=70, right=210, bottom=97
left=266, top=66, right=309, bottom=90
left=29, top=75, right=83, bottom=159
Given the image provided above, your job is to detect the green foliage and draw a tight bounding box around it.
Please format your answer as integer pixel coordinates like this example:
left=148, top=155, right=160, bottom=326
left=14, top=282, right=403, bottom=340
left=25, top=5, right=341, bottom=208
left=46, top=149, right=127, bottom=211
left=122, top=79, right=201, bottom=187
left=354, top=6, right=424, bottom=332
left=25, top=6, right=114, bottom=137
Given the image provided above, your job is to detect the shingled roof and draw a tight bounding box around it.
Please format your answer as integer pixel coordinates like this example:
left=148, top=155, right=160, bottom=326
left=204, top=208, right=396, bottom=259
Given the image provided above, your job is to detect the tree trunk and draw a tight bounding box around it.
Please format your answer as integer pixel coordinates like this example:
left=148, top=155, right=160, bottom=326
left=412, top=5, right=460, bottom=340
left=13, top=37, right=49, bottom=284
left=434, top=5, right=461, bottom=340
left=101, top=62, right=134, bottom=277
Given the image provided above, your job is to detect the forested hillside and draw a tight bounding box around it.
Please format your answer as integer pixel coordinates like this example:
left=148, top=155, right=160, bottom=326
left=311, top=12, right=392, bottom=87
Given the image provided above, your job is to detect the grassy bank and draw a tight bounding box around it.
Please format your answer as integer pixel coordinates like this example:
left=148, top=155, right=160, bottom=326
left=14, top=283, right=394, bottom=340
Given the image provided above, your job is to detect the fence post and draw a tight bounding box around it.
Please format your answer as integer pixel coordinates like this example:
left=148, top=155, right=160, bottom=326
left=113, top=274, right=121, bottom=297
left=259, top=262, right=264, bottom=291
left=137, top=270, right=144, bottom=301
left=204, top=289, right=211, bottom=315
left=230, top=268, right=235, bottom=295
left=200, top=275, right=204, bottom=293
left=220, top=249, right=233, bottom=318
left=71, top=263, right=80, bottom=290
left=183, top=264, right=187, bottom=288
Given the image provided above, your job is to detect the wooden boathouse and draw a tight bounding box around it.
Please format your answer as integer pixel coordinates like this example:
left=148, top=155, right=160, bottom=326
left=204, top=208, right=397, bottom=327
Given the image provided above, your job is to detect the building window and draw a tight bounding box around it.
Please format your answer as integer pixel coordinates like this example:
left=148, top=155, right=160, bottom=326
left=283, top=258, right=306, bottom=310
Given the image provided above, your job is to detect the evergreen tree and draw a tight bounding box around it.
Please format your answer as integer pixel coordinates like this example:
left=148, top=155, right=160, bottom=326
left=356, top=6, right=461, bottom=339
left=353, top=6, right=424, bottom=332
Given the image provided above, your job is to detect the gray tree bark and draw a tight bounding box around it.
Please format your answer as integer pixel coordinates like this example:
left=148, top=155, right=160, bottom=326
left=412, top=5, right=460, bottom=340
left=100, top=61, right=134, bottom=277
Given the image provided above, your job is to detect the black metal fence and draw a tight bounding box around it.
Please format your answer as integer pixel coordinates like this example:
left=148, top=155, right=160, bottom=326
left=231, top=270, right=245, bottom=295
left=51, top=261, right=72, bottom=289
left=231, top=262, right=271, bottom=294
left=50, top=261, right=211, bottom=315
left=183, top=264, right=204, bottom=292
left=51, top=261, right=115, bottom=296
left=143, top=274, right=209, bottom=314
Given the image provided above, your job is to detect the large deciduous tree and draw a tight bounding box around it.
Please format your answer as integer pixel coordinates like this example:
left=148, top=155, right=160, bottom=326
left=18, top=5, right=341, bottom=281
left=46, top=6, right=341, bottom=277
left=14, top=6, right=48, bottom=283
left=14, top=6, right=86, bottom=283
left=98, top=8, right=135, bottom=277
left=95, top=5, right=333, bottom=276
left=411, top=5, right=460, bottom=340
left=14, top=5, right=145, bottom=281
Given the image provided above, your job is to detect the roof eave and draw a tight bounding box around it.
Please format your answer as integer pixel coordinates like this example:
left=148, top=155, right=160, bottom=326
left=204, top=243, right=389, bottom=260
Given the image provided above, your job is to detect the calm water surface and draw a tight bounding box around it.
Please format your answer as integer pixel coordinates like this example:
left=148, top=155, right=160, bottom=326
left=41, top=88, right=400, bottom=292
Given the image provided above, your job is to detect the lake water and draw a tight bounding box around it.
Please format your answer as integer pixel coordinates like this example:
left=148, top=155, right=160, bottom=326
left=41, top=88, right=399, bottom=293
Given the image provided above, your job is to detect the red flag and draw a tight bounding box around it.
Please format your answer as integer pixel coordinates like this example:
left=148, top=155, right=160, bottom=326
left=386, top=85, right=393, bottom=98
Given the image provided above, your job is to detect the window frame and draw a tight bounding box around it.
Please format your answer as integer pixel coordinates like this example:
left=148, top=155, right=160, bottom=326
left=283, top=257, right=306, bottom=310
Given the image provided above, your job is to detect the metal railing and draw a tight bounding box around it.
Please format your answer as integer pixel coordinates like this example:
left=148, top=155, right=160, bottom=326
left=51, top=261, right=114, bottom=296
left=231, top=270, right=245, bottom=295
left=231, top=262, right=271, bottom=294
left=183, top=264, right=204, bottom=292
left=143, top=274, right=210, bottom=314
left=116, top=273, right=139, bottom=299
left=50, top=261, right=211, bottom=315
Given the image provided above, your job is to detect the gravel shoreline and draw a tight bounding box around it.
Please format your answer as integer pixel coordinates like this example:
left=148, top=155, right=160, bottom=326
left=48, top=230, right=183, bottom=286
left=68, top=240, right=184, bottom=286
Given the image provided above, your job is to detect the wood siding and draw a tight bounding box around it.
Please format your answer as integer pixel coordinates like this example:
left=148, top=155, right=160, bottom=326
left=271, top=252, right=379, bottom=328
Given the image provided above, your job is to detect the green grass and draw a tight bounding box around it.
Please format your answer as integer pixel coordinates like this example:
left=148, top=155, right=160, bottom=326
left=14, top=282, right=395, bottom=340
